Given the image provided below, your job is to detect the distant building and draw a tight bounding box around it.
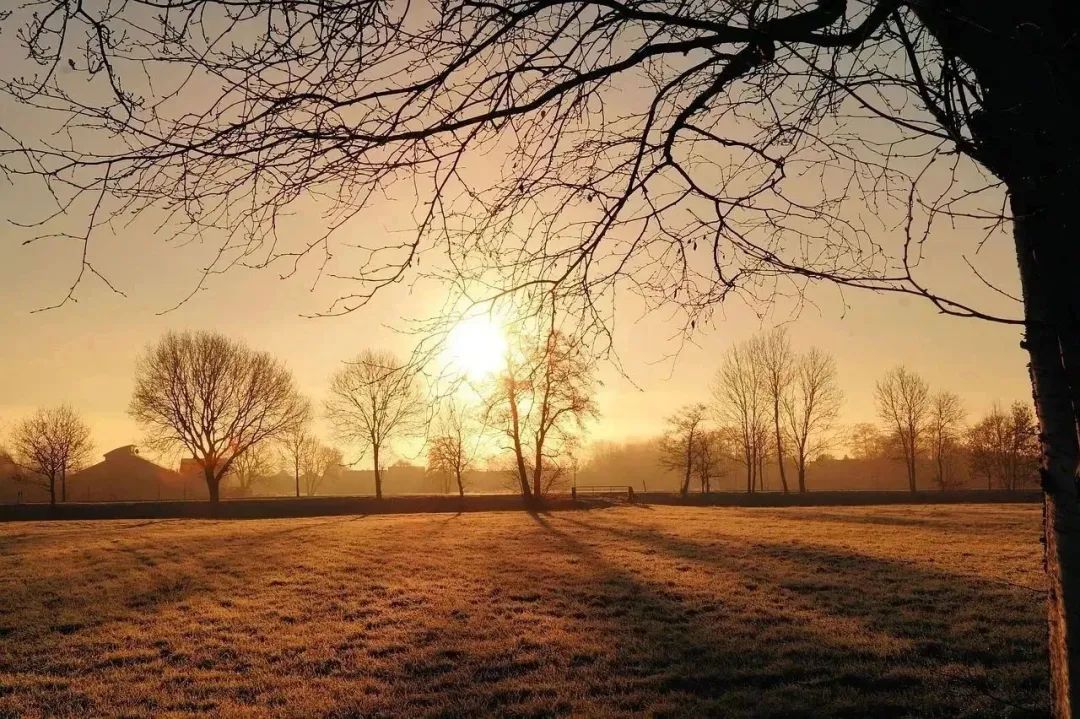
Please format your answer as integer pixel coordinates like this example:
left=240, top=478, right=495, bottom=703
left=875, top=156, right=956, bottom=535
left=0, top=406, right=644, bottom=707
left=68, top=445, right=191, bottom=501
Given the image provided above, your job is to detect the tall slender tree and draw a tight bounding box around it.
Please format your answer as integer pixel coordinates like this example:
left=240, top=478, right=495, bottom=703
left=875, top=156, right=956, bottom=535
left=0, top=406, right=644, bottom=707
left=753, top=329, right=796, bottom=494
left=279, top=403, right=316, bottom=498
left=782, top=348, right=843, bottom=493
left=928, top=391, right=967, bottom=491
left=875, top=367, right=931, bottom=493
left=714, top=339, right=767, bottom=493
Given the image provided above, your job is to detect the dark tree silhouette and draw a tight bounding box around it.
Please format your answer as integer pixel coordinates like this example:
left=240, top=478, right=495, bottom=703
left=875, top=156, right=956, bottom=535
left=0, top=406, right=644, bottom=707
left=659, top=403, right=710, bottom=497
left=486, top=325, right=598, bottom=501
left=4, top=0, right=1080, bottom=711
left=279, top=404, right=316, bottom=498
left=782, top=347, right=843, bottom=492
left=875, top=365, right=931, bottom=493
left=427, top=399, right=480, bottom=498
left=967, top=402, right=1040, bottom=492
left=130, top=331, right=308, bottom=503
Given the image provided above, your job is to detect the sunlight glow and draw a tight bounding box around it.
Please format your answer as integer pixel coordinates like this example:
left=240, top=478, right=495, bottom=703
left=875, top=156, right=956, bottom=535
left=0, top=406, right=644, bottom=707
left=447, top=315, right=508, bottom=380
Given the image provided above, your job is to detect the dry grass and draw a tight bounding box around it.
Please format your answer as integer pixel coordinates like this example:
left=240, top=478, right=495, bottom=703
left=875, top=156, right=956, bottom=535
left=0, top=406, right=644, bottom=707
left=0, top=504, right=1047, bottom=718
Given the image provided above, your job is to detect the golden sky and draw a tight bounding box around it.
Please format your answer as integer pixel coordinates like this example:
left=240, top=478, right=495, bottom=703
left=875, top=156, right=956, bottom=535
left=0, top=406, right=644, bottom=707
left=0, top=7, right=1033, bottom=465
left=0, top=181, right=1030, bottom=464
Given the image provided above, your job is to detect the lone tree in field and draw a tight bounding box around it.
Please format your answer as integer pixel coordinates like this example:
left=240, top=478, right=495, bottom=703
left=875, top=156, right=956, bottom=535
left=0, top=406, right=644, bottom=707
left=9, top=0, right=1080, bottom=709
left=659, top=403, right=710, bottom=497
left=487, top=326, right=598, bottom=501
left=130, top=331, right=308, bottom=503
left=875, top=366, right=931, bottom=492
left=927, top=391, right=966, bottom=491
left=782, top=348, right=843, bottom=492
left=11, top=405, right=92, bottom=505
left=326, top=350, right=422, bottom=500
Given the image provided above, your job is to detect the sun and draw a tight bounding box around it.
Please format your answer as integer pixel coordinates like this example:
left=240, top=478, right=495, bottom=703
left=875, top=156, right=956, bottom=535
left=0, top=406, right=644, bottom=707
left=447, top=315, right=508, bottom=380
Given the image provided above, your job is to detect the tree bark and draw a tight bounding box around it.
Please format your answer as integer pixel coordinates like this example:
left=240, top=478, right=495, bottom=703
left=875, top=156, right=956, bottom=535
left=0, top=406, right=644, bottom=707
left=205, top=470, right=220, bottom=504
left=1013, top=188, right=1080, bottom=719
left=61, top=466, right=66, bottom=503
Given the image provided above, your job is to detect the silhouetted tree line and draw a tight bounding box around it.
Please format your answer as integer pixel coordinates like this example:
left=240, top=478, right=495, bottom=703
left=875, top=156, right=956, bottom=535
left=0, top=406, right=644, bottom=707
left=654, top=329, right=1036, bottom=495
left=1, top=327, right=1036, bottom=504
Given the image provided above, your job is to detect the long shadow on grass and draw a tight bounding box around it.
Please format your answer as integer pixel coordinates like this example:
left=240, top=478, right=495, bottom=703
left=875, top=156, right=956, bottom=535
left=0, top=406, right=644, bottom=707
left=552, top=513, right=1046, bottom=716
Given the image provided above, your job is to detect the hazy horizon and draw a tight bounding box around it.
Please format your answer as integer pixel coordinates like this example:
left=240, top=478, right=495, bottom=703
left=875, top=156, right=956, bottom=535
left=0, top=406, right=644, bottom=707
left=0, top=231, right=1030, bottom=463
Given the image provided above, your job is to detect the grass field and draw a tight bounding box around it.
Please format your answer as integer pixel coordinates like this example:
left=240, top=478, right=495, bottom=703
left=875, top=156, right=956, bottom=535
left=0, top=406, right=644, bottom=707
left=0, top=504, right=1047, bottom=718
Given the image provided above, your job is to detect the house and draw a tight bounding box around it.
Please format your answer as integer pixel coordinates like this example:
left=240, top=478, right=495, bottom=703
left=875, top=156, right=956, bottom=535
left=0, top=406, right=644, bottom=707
left=68, top=445, right=194, bottom=501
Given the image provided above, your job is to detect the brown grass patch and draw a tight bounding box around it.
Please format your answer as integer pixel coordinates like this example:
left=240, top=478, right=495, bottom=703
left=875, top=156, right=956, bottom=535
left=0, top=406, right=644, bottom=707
left=0, top=504, right=1046, bottom=717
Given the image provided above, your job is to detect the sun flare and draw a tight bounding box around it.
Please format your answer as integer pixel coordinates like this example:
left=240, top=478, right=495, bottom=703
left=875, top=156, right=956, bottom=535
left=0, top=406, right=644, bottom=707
left=447, top=315, right=508, bottom=380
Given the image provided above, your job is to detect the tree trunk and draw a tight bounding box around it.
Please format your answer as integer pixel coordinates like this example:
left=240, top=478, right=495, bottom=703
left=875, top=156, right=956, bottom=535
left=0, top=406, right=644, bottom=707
left=61, top=466, right=67, bottom=503
left=774, top=401, right=789, bottom=493
left=48, top=474, right=56, bottom=506
left=797, top=458, right=807, bottom=493
left=205, top=470, right=220, bottom=504
left=295, top=457, right=300, bottom=498
left=907, top=438, right=917, bottom=493
left=456, top=469, right=464, bottom=498
left=1013, top=188, right=1080, bottom=719
left=373, top=444, right=382, bottom=500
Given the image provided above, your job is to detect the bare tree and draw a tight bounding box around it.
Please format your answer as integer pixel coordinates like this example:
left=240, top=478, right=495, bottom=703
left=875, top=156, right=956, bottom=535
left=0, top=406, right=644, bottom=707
left=968, top=402, right=1040, bottom=491
left=326, top=350, right=423, bottom=500
left=848, top=423, right=889, bottom=461
left=427, top=399, right=481, bottom=498
left=9, top=0, right=1080, bottom=707
left=130, top=331, right=307, bottom=503
left=486, top=326, right=598, bottom=500
left=714, top=340, right=767, bottom=493
left=782, top=348, right=843, bottom=492
left=228, top=444, right=278, bottom=497
left=302, top=444, right=344, bottom=496
left=658, top=403, right=710, bottom=497
left=928, top=391, right=967, bottom=491
left=875, top=367, right=931, bottom=493
left=279, top=402, right=315, bottom=498
left=691, top=429, right=729, bottom=494
left=753, top=329, right=796, bottom=493
left=11, top=405, right=93, bottom=505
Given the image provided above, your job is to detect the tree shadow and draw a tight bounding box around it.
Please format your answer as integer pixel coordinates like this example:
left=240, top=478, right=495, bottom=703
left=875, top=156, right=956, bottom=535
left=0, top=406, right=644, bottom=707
left=541, top=513, right=1046, bottom=717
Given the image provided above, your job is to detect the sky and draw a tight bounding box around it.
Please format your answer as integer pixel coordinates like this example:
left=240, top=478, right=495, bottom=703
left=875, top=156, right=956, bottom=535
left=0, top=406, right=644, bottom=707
left=0, top=2, right=1034, bottom=467
left=0, top=198, right=1031, bottom=466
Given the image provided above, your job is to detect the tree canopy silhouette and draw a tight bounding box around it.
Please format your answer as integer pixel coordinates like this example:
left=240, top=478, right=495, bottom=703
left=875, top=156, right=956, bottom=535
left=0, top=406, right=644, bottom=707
left=130, top=331, right=308, bottom=503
